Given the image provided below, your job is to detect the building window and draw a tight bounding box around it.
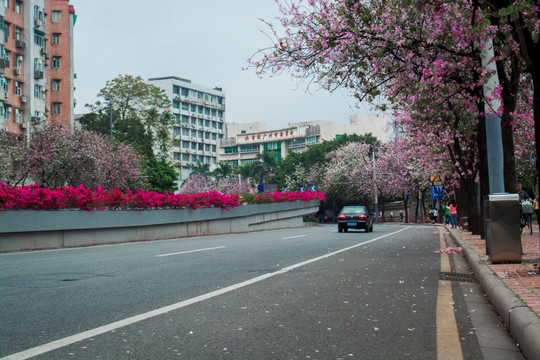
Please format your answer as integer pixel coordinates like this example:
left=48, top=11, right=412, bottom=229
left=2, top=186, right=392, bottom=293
left=182, top=128, right=189, bottom=136
left=173, top=126, right=180, bottom=136
left=172, top=85, right=180, bottom=94
left=16, top=55, right=23, bottom=68
left=52, top=11, right=60, bottom=23
left=181, top=87, right=188, bottom=97
left=52, top=56, right=60, bottom=68
left=225, top=147, right=238, bottom=154
left=3, top=0, right=8, bottom=9
left=15, top=81, right=21, bottom=96
left=181, top=102, right=188, bottom=111
left=266, top=142, right=280, bottom=151
left=172, top=100, right=180, bottom=109
left=181, top=115, right=189, bottom=124
left=15, top=27, right=22, bottom=41
left=34, top=30, right=45, bottom=47
left=3, top=22, right=9, bottom=38
left=34, top=58, right=44, bottom=72
left=4, top=106, right=10, bottom=120
left=3, top=78, right=9, bottom=93
left=33, top=84, right=45, bottom=99
left=173, top=113, right=180, bottom=122
left=52, top=79, right=60, bottom=91
left=182, top=153, right=190, bottom=161
left=307, top=136, right=319, bottom=145
left=52, top=33, right=60, bottom=45
left=181, top=141, right=189, bottom=149
left=52, top=102, right=61, bottom=114
left=15, top=108, right=22, bottom=123
left=15, top=1, right=20, bottom=13
left=240, top=144, right=260, bottom=153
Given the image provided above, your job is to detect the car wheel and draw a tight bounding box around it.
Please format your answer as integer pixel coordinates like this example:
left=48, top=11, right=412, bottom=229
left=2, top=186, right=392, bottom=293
left=338, top=226, right=342, bottom=233
left=344, top=227, right=348, bottom=232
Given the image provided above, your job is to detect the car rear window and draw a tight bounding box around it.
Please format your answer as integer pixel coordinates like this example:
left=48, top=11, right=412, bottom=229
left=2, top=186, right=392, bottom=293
left=341, top=206, right=366, bottom=214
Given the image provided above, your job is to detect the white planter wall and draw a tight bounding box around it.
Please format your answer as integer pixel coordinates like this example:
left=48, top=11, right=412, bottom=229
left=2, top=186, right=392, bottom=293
left=0, top=200, right=320, bottom=252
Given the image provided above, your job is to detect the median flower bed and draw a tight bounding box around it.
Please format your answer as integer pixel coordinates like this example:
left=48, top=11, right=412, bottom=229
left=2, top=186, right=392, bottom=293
left=0, top=182, right=325, bottom=211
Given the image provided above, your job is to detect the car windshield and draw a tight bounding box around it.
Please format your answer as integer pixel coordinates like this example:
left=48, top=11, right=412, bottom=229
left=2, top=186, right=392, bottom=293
left=341, top=206, right=366, bottom=214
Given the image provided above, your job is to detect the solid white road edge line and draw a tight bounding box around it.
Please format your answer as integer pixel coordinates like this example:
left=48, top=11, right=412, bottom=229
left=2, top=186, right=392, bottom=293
left=2, top=227, right=410, bottom=360
left=155, top=246, right=226, bottom=257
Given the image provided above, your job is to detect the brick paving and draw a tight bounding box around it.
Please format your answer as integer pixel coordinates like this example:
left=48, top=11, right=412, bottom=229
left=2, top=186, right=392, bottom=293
left=451, top=224, right=540, bottom=317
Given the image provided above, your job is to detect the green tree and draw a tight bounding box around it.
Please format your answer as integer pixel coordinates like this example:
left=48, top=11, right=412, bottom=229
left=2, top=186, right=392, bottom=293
left=189, top=160, right=211, bottom=178
left=81, top=74, right=173, bottom=160
left=274, top=133, right=379, bottom=188
left=212, top=161, right=234, bottom=179
left=145, top=158, right=179, bottom=193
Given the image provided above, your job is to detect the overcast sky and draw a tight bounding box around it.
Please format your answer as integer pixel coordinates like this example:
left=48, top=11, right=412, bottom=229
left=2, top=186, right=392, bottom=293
left=70, top=0, right=376, bottom=130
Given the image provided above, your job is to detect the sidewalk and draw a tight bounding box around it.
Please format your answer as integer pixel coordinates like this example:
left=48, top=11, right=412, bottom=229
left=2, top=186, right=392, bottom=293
left=446, top=224, right=540, bottom=360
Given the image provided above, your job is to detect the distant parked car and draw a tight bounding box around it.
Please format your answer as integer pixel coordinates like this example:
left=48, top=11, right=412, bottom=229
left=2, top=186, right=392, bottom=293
left=337, top=205, right=374, bottom=233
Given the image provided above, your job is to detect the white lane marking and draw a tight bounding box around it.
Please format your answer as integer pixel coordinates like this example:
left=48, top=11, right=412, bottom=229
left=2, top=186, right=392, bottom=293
left=155, top=246, right=226, bottom=257
left=281, top=235, right=307, bottom=240
left=2, top=227, right=410, bottom=360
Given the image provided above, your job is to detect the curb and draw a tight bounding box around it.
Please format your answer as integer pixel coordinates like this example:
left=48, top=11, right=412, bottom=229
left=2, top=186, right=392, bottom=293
left=447, top=227, right=540, bottom=360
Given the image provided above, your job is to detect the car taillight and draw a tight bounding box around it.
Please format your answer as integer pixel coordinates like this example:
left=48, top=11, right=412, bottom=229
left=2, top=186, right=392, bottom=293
left=359, top=215, right=367, bottom=219
left=338, top=215, right=346, bottom=219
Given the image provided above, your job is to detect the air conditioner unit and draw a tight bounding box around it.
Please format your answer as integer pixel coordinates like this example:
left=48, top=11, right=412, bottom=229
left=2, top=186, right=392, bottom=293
left=40, top=48, right=46, bottom=55
left=34, top=70, right=44, bottom=80
left=20, top=122, right=27, bottom=129
left=45, top=106, right=50, bottom=112
left=15, top=40, right=26, bottom=49
left=31, top=116, right=41, bottom=124
left=44, top=53, right=50, bottom=60
left=34, top=18, right=43, bottom=28
left=13, top=68, right=20, bottom=75
left=21, top=96, right=27, bottom=103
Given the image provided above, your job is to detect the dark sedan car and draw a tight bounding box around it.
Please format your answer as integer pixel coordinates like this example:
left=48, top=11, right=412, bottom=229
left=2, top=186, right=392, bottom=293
left=337, top=205, right=373, bottom=232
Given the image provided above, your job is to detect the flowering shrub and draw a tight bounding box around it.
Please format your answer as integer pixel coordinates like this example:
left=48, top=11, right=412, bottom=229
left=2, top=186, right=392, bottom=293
left=0, top=182, right=325, bottom=211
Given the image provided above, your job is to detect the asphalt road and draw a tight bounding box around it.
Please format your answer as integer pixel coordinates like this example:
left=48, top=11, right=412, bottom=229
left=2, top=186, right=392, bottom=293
left=0, top=224, right=522, bottom=359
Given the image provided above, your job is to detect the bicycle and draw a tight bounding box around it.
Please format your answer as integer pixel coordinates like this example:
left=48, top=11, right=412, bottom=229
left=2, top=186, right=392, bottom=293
left=458, top=216, right=468, bottom=230
left=520, top=202, right=533, bottom=235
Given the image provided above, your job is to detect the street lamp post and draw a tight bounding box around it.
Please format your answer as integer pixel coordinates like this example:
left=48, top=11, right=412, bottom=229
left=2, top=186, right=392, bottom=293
left=108, top=101, right=113, bottom=142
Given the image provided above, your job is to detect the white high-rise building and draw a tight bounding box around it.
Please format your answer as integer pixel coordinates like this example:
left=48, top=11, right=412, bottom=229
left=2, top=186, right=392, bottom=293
left=148, top=76, right=226, bottom=182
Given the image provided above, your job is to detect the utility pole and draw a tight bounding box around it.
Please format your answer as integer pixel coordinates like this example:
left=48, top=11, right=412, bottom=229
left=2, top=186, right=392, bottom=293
left=373, top=150, right=378, bottom=222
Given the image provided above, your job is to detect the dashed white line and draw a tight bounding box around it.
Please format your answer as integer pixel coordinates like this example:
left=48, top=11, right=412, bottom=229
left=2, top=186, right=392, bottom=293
left=155, top=246, right=226, bottom=257
left=281, top=235, right=307, bottom=240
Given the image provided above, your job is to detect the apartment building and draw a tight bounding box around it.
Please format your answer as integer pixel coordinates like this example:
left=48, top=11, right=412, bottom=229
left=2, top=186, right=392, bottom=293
left=147, top=76, right=226, bottom=181
left=1, top=0, right=75, bottom=136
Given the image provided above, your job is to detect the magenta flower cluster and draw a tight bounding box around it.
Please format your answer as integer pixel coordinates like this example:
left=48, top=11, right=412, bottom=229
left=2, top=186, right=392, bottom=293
left=0, top=182, right=325, bottom=211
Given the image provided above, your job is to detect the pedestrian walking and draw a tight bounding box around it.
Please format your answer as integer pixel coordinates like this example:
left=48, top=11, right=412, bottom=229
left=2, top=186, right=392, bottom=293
left=432, top=208, right=438, bottom=223
left=444, top=203, right=450, bottom=225
left=399, top=210, right=404, bottom=222
left=390, top=211, right=394, bottom=222
left=449, top=201, right=458, bottom=228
